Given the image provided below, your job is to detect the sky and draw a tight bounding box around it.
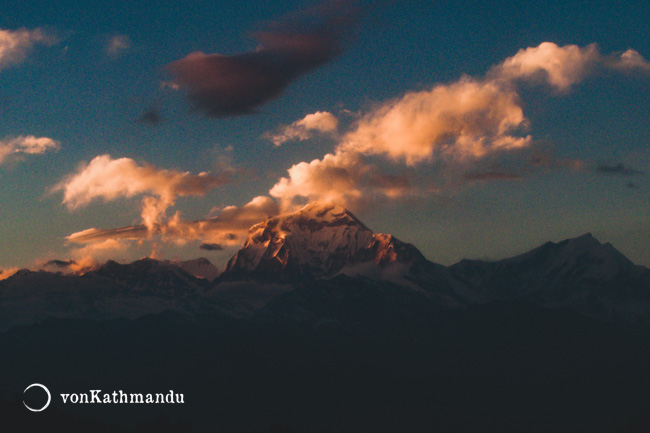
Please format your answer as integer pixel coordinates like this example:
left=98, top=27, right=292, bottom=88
left=0, top=0, right=649, bottom=275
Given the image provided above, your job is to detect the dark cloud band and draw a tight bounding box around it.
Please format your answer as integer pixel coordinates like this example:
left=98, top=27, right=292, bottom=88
left=596, top=163, right=643, bottom=176
left=168, top=1, right=363, bottom=117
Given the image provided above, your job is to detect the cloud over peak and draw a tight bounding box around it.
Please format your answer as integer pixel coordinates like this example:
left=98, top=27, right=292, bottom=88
left=65, top=195, right=280, bottom=257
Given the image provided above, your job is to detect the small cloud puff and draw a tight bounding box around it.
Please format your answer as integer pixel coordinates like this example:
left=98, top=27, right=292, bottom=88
left=0, top=135, right=59, bottom=166
left=266, top=111, right=338, bottom=146
left=106, top=34, right=131, bottom=57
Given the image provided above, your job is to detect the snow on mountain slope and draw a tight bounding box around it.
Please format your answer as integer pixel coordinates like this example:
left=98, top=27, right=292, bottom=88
left=222, top=202, right=428, bottom=280
left=0, top=259, right=210, bottom=331
left=2, top=207, right=649, bottom=331
left=449, top=233, right=650, bottom=322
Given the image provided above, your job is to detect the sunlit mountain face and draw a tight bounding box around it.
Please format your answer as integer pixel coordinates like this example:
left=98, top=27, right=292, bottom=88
left=1, top=1, right=649, bottom=432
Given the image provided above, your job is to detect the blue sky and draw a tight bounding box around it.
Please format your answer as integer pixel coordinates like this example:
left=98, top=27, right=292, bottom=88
left=1, top=0, right=649, bottom=273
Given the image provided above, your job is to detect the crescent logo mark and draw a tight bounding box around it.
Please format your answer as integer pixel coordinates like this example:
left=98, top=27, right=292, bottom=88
left=23, top=383, right=51, bottom=412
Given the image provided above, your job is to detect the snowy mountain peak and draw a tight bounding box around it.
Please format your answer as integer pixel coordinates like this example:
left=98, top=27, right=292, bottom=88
left=223, top=202, right=424, bottom=280
left=556, top=232, right=604, bottom=253
left=449, top=232, right=650, bottom=321
left=521, top=233, right=635, bottom=278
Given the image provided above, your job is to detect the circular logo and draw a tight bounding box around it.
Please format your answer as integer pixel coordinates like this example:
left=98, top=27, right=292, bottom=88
left=23, top=383, right=51, bottom=412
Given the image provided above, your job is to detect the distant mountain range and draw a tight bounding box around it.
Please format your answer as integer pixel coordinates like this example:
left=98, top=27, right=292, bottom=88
left=2, top=202, right=649, bottom=331
left=2, top=203, right=650, bottom=433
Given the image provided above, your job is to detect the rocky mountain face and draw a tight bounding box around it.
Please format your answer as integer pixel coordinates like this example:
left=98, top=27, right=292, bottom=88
left=219, top=202, right=471, bottom=316
left=222, top=203, right=428, bottom=280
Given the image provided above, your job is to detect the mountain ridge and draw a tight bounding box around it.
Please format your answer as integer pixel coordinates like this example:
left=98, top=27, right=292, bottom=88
left=1, top=203, right=649, bottom=329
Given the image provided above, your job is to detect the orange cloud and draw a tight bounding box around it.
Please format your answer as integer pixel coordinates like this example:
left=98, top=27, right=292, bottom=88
left=340, top=78, right=531, bottom=165
left=491, top=42, right=650, bottom=90
left=0, top=27, right=56, bottom=70
left=65, top=196, right=280, bottom=251
left=270, top=151, right=365, bottom=207
left=610, top=49, right=650, bottom=72
left=56, top=155, right=225, bottom=210
left=0, top=268, right=19, bottom=281
left=54, top=155, right=228, bottom=232
left=268, top=42, right=649, bottom=209
left=0, top=135, right=59, bottom=165
left=266, top=111, right=339, bottom=146
left=269, top=150, right=416, bottom=210
left=491, top=42, right=600, bottom=91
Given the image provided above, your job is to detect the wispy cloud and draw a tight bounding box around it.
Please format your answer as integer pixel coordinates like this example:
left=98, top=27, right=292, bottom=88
left=0, top=135, right=59, bottom=165
left=608, top=49, right=650, bottom=73
left=529, top=153, right=586, bottom=171
left=265, top=111, right=339, bottom=146
left=65, top=195, right=279, bottom=251
left=168, top=1, right=364, bottom=117
left=67, top=239, right=132, bottom=271
left=0, top=27, right=57, bottom=70
left=45, top=259, right=76, bottom=267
